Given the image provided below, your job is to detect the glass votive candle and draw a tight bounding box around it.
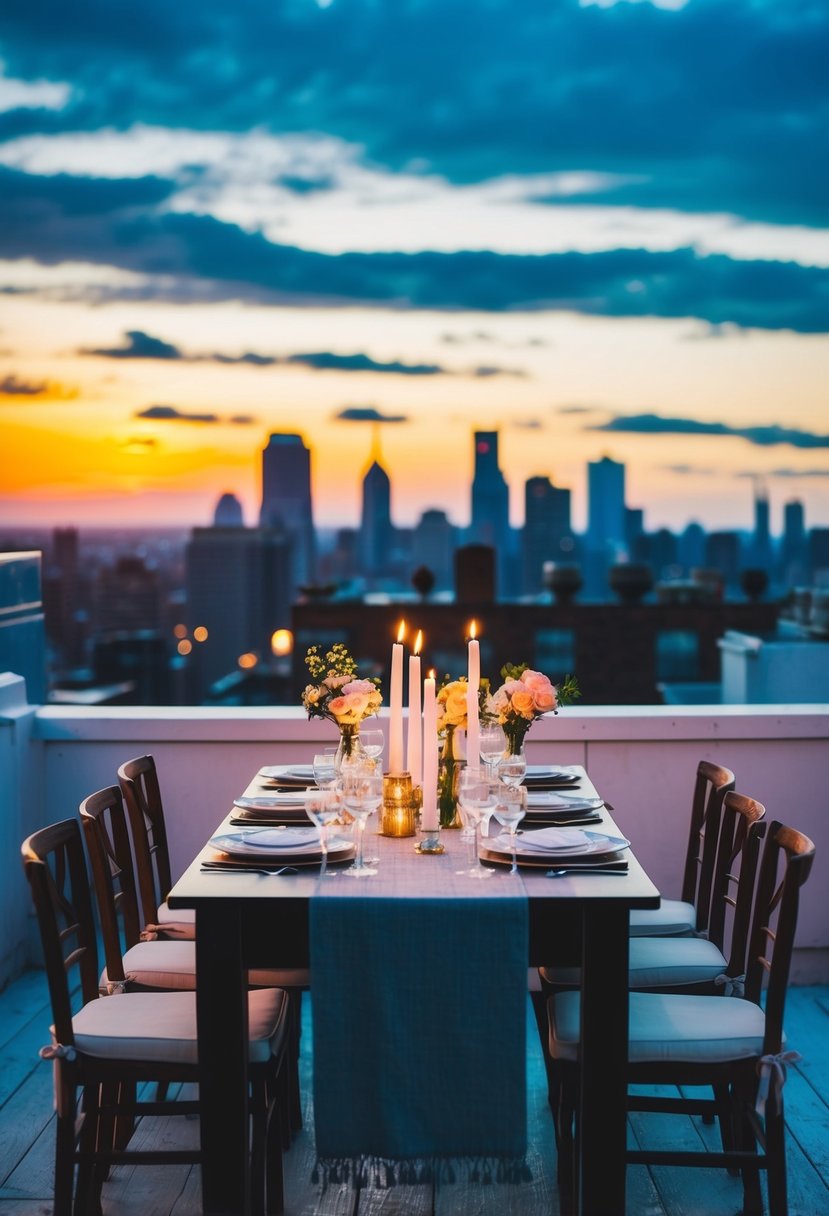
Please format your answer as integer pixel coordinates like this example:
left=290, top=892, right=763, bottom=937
left=381, top=773, right=419, bottom=837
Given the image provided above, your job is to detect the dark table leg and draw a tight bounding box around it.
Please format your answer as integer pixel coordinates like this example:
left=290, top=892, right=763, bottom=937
left=196, top=906, right=250, bottom=1215
left=578, top=905, right=629, bottom=1215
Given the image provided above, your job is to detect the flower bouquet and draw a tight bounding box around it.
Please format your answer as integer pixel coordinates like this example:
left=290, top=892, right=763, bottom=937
left=302, top=644, right=382, bottom=766
left=488, top=664, right=580, bottom=756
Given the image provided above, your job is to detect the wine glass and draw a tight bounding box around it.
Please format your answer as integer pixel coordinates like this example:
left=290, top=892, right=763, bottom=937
left=496, top=749, right=527, bottom=790
left=479, top=724, right=506, bottom=780
left=312, top=750, right=338, bottom=790
left=340, top=765, right=384, bottom=878
left=492, top=786, right=527, bottom=875
left=304, top=787, right=343, bottom=877
left=359, top=728, right=385, bottom=767
left=456, top=767, right=495, bottom=879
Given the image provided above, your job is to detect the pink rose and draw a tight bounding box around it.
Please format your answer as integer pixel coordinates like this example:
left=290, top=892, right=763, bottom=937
left=532, top=690, right=557, bottom=713
left=521, top=670, right=553, bottom=693
left=327, top=696, right=349, bottom=717
left=342, top=678, right=375, bottom=696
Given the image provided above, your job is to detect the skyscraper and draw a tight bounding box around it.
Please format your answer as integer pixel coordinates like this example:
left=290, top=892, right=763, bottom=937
left=469, top=430, right=510, bottom=586
left=585, top=455, right=626, bottom=597
left=359, top=430, right=394, bottom=575
left=522, top=475, right=572, bottom=595
left=412, top=509, right=456, bottom=590
left=749, top=482, right=772, bottom=573
left=259, top=433, right=315, bottom=588
left=214, top=492, right=244, bottom=527
left=780, top=499, right=807, bottom=586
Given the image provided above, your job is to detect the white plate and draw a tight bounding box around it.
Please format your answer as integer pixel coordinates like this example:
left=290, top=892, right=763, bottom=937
left=234, top=793, right=308, bottom=810
left=526, top=793, right=604, bottom=811
left=209, top=827, right=335, bottom=859
left=488, top=828, right=630, bottom=860
left=524, top=766, right=580, bottom=781
left=209, top=835, right=354, bottom=861
left=258, top=765, right=315, bottom=782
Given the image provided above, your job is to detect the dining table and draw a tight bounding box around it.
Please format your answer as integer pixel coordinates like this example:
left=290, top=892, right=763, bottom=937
left=167, top=764, right=660, bottom=1216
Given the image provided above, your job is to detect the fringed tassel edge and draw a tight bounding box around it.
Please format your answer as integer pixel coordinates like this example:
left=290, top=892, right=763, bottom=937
left=312, top=1154, right=532, bottom=1190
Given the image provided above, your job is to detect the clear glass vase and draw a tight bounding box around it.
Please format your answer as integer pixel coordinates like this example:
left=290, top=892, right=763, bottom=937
left=334, top=723, right=366, bottom=772
left=438, top=725, right=464, bottom=828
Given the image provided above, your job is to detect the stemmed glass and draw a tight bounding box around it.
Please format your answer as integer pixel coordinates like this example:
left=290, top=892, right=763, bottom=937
left=340, top=764, right=384, bottom=878
left=359, top=729, right=385, bottom=766
left=492, top=786, right=527, bottom=875
left=456, top=767, right=495, bottom=879
left=496, top=749, right=527, bottom=789
left=479, top=724, right=506, bottom=780
left=304, top=787, right=343, bottom=878
left=312, top=750, right=338, bottom=790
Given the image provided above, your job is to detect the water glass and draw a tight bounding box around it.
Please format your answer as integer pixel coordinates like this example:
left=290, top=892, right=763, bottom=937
left=492, top=786, right=527, bottom=874
left=341, top=765, right=384, bottom=878
left=312, top=750, right=338, bottom=790
left=304, top=787, right=342, bottom=877
left=457, top=767, right=495, bottom=879
left=479, top=724, right=506, bottom=779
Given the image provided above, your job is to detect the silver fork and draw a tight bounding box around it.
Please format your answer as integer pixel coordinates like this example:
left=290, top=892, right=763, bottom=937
left=200, top=864, right=300, bottom=877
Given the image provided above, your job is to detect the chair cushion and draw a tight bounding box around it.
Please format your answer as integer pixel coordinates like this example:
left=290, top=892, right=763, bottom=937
left=103, top=941, right=310, bottom=993
left=156, top=901, right=197, bottom=939
left=629, top=899, right=696, bottom=937
left=549, top=990, right=767, bottom=1064
left=540, top=936, right=728, bottom=991
left=68, top=986, right=289, bottom=1065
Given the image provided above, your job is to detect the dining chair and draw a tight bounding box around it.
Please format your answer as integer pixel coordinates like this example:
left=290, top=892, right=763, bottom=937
left=548, top=820, right=815, bottom=1216
left=628, top=759, right=736, bottom=938
left=117, top=753, right=194, bottom=940
left=80, top=784, right=307, bottom=1135
left=22, top=817, right=290, bottom=1216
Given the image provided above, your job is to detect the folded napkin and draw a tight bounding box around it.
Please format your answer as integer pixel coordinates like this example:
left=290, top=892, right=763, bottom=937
left=526, top=792, right=602, bottom=810
left=311, top=879, right=529, bottom=1183
left=506, top=827, right=592, bottom=853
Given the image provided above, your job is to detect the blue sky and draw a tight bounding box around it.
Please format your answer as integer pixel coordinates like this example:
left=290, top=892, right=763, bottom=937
left=0, top=0, right=827, bottom=531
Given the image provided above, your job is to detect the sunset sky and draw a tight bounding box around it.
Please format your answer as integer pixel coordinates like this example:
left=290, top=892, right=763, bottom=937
left=1, top=0, right=827, bottom=535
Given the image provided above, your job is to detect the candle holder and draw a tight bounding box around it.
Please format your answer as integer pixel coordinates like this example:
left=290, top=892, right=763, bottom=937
left=415, top=825, right=444, bottom=855
left=380, top=772, right=421, bottom=837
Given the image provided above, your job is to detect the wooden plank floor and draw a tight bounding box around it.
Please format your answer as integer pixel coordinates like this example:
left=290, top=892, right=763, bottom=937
left=1, top=970, right=828, bottom=1215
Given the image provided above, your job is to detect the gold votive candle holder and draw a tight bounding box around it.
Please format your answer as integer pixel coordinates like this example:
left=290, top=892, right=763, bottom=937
left=380, top=772, right=421, bottom=837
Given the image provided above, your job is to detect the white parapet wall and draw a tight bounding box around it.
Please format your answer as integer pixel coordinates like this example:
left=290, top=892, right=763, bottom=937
left=5, top=700, right=829, bottom=986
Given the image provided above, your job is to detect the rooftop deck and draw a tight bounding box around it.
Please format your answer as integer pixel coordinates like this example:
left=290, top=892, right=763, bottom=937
left=2, top=968, right=828, bottom=1216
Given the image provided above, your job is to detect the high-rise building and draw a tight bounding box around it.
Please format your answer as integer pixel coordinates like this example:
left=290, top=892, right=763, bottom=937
left=705, top=531, right=742, bottom=589
left=469, top=430, right=510, bottom=587
left=678, top=522, right=706, bottom=573
left=780, top=499, right=807, bottom=587
left=259, top=433, right=315, bottom=588
left=749, top=483, right=772, bottom=573
left=214, top=492, right=244, bottom=527
left=186, top=525, right=293, bottom=698
left=585, top=456, right=626, bottom=597
left=522, top=476, right=572, bottom=595
left=359, top=430, right=394, bottom=575
left=95, top=556, right=162, bottom=635
left=412, top=509, right=456, bottom=590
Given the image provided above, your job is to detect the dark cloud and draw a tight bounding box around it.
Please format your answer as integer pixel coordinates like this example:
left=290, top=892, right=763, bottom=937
left=0, top=1, right=825, bottom=227
left=2, top=170, right=826, bottom=330
left=334, top=407, right=409, bottom=424
left=593, top=413, right=829, bottom=450
left=285, top=352, right=444, bottom=376
left=1, top=372, right=48, bottom=395
left=213, top=352, right=277, bottom=366
left=741, top=468, right=829, bottom=479
left=229, top=414, right=255, bottom=425
left=85, top=329, right=182, bottom=359
left=509, top=418, right=544, bottom=430
left=276, top=173, right=335, bottom=196
left=472, top=365, right=526, bottom=379
left=556, top=405, right=601, bottom=415
left=135, top=404, right=219, bottom=423
left=662, top=463, right=716, bottom=477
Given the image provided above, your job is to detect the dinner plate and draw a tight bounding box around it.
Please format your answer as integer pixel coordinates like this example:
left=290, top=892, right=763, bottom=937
left=234, top=793, right=309, bottom=810
left=479, top=846, right=628, bottom=871
left=258, top=765, right=315, bottom=783
left=523, top=766, right=581, bottom=785
left=208, top=826, right=355, bottom=860
left=486, top=828, right=630, bottom=861
left=203, top=844, right=356, bottom=870
left=526, top=792, right=604, bottom=812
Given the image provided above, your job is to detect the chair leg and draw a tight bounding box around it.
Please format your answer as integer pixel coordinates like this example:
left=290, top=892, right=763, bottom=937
left=287, top=991, right=303, bottom=1134
left=713, top=1081, right=737, bottom=1170
left=766, top=1093, right=789, bottom=1216
left=735, top=1076, right=763, bottom=1216
left=555, top=1064, right=577, bottom=1216
left=250, top=1079, right=268, bottom=1216
left=73, top=1085, right=101, bottom=1216
left=266, top=1070, right=286, bottom=1216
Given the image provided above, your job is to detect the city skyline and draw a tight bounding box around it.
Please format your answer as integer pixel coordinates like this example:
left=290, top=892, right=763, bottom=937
left=1, top=1, right=828, bottom=533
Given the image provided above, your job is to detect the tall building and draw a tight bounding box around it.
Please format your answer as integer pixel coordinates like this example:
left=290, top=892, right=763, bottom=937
left=679, top=522, right=706, bottom=573
left=469, top=430, right=510, bottom=587
left=214, top=492, right=244, bottom=527
left=95, top=557, right=162, bottom=635
left=585, top=456, right=626, bottom=598
left=749, top=483, right=772, bottom=573
left=412, top=509, right=456, bottom=590
left=186, top=525, right=293, bottom=698
left=259, top=433, right=315, bottom=589
left=780, top=499, right=807, bottom=587
left=522, top=476, right=572, bottom=595
left=359, top=430, right=394, bottom=575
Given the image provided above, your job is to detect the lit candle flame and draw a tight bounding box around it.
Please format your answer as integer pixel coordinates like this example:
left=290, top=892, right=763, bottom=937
left=397, top=619, right=407, bottom=644
left=414, top=629, right=423, bottom=655
left=428, top=668, right=436, bottom=680
left=468, top=619, right=478, bottom=640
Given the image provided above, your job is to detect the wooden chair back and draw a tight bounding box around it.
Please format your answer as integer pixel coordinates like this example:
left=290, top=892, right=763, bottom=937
left=707, top=791, right=766, bottom=971
left=21, top=818, right=100, bottom=1047
left=679, top=760, right=736, bottom=935
left=79, top=785, right=144, bottom=986
left=745, top=821, right=815, bottom=1055
left=117, top=754, right=173, bottom=929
